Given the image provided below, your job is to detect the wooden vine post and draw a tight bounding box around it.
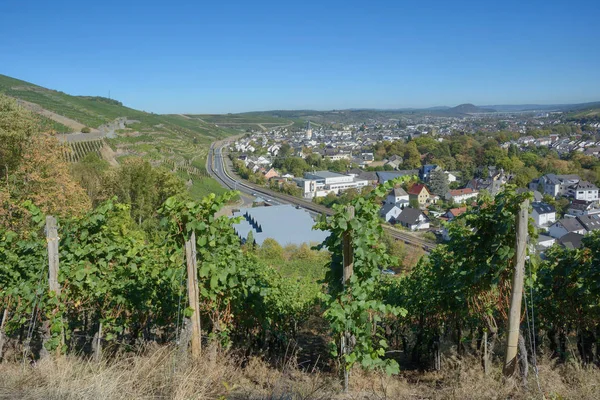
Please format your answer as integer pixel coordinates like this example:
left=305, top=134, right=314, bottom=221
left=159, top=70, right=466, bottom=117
left=185, top=231, right=202, bottom=357
left=47, top=216, right=60, bottom=296
left=44, top=215, right=63, bottom=356
left=341, top=205, right=355, bottom=392
left=503, top=199, right=529, bottom=377
left=0, top=306, right=8, bottom=360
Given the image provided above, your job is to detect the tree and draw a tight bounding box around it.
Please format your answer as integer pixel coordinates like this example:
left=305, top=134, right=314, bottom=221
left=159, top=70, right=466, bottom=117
left=403, top=142, right=421, bottom=169
left=278, top=142, right=291, bottom=158
left=259, top=238, right=284, bottom=260
left=70, top=153, right=110, bottom=206
left=0, top=95, right=91, bottom=229
left=245, top=230, right=255, bottom=250
left=0, top=95, right=38, bottom=180
left=429, top=169, right=449, bottom=196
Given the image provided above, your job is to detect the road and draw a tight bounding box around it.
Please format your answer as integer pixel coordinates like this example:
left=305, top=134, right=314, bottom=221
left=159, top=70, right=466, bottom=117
left=207, top=140, right=437, bottom=252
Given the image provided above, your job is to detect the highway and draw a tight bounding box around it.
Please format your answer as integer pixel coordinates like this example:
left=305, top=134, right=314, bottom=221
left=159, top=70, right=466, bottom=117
left=207, top=140, right=437, bottom=252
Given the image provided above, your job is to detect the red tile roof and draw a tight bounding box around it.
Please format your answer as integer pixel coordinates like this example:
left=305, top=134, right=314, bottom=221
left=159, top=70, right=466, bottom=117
left=448, top=207, right=467, bottom=217
left=408, top=184, right=430, bottom=195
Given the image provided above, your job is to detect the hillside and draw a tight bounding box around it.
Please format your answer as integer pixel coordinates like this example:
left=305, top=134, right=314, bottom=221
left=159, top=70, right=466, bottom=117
left=0, top=74, right=243, bottom=198
left=443, top=103, right=496, bottom=115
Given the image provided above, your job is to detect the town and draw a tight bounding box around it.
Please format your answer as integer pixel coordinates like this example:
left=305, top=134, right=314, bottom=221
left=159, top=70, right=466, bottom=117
left=226, top=108, right=600, bottom=254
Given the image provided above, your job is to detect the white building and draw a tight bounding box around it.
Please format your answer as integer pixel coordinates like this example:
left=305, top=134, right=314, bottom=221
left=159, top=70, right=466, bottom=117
left=536, top=234, right=556, bottom=249
left=534, top=174, right=580, bottom=197
left=531, top=202, right=556, bottom=227
left=548, top=218, right=586, bottom=239
left=445, top=188, right=479, bottom=203
left=295, top=171, right=368, bottom=199
left=380, top=204, right=402, bottom=223
left=446, top=172, right=458, bottom=183
left=395, top=207, right=430, bottom=231
left=567, top=181, right=599, bottom=202
left=385, top=187, right=409, bottom=205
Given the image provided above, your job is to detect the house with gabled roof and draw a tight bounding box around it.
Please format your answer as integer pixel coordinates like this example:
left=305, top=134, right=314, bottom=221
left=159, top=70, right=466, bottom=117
left=548, top=218, right=586, bottom=239
left=396, top=207, right=430, bottom=230
left=386, top=187, right=409, bottom=205
left=558, top=232, right=585, bottom=249
left=408, top=184, right=432, bottom=206
left=531, top=202, right=556, bottom=227
left=380, top=203, right=402, bottom=223
left=567, top=181, right=599, bottom=202
left=443, top=207, right=467, bottom=221
left=445, top=188, right=478, bottom=204
left=576, top=214, right=600, bottom=233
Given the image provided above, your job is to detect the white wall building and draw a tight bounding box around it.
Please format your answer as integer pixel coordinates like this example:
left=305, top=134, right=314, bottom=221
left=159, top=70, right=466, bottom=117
left=445, top=188, right=478, bottom=203
left=385, top=187, right=409, bottom=205
left=531, top=202, right=556, bottom=227
left=567, top=181, right=599, bottom=201
left=295, top=171, right=368, bottom=199
left=548, top=218, right=586, bottom=239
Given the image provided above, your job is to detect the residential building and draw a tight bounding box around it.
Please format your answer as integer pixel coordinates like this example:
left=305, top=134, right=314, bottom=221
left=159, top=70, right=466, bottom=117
left=419, top=164, right=438, bottom=182
left=446, top=172, right=458, bottom=183
left=380, top=203, right=402, bottom=223
left=263, top=168, right=279, bottom=180
left=445, top=188, right=478, bottom=203
left=567, top=181, right=599, bottom=201
left=576, top=214, right=600, bottom=233
left=323, top=149, right=352, bottom=161
left=443, top=207, right=467, bottom=221
left=408, top=184, right=432, bottom=206
left=385, top=187, right=409, bottom=205
left=532, top=174, right=580, bottom=197
left=566, top=200, right=600, bottom=217
left=384, top=155, right=403, bottom=170
left=396, top=207, right=430, bottom=230
left=531, top=202, right=556, bottom=227
left=558, top=232, right=585, bottom=249
left=548, top=218, right=586, bottom=239
left=536, top=235, right=556, bottom=249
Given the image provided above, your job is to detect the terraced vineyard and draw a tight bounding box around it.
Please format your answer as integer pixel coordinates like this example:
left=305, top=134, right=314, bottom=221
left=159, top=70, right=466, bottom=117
left=0, top=74, right=243, bottom=200
left=62, top=139, right=106, bottom=162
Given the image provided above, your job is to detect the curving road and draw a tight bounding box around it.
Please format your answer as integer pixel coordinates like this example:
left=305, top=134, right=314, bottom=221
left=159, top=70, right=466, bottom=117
left=207, top=140, right=437, bottom=252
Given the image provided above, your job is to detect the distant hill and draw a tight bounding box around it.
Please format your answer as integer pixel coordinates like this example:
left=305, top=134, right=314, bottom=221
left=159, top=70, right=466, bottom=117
left=445, top=103, right=496, bottom=115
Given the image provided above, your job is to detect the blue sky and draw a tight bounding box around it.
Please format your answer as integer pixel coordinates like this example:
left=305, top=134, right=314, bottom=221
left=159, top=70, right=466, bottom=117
left=1, top=0, right=599, bottom=113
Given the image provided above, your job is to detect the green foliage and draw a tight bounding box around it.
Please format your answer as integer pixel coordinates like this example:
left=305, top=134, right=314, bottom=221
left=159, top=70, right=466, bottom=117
left=315, top=177, right=411, bottom=375
left=258, top=238, right=284, bottom=261
left=428, top=169, right=449, bottom=196
left=0, top=95, right=39, bottom=178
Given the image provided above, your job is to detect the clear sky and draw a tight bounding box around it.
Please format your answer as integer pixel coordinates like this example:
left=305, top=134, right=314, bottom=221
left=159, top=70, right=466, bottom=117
left=1, top=0, right=599, bottom=113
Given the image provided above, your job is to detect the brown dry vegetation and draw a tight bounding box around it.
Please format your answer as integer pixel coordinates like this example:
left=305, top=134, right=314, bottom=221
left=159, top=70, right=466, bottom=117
left=1, top=346, right=598, bottom=400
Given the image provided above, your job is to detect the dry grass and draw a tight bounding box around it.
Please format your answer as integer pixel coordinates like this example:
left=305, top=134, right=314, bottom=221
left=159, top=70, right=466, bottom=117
left=0, top=347, right=599, bottom=400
